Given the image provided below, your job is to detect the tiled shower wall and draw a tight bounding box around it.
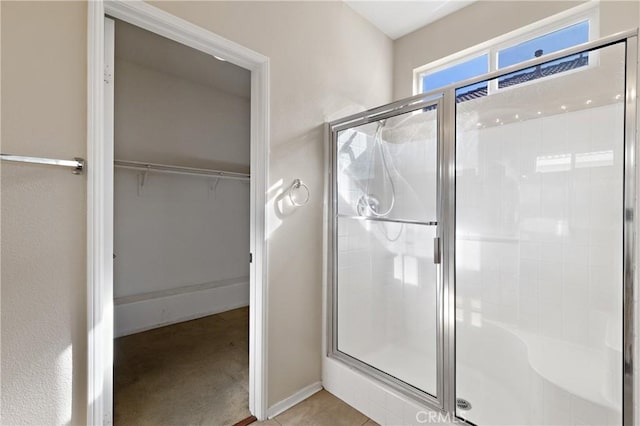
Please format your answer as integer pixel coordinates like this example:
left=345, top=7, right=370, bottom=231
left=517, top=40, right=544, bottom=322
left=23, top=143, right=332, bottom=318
left=456, top=101, right=623, bottom=349
left=455, top=100, right=625, bottom=425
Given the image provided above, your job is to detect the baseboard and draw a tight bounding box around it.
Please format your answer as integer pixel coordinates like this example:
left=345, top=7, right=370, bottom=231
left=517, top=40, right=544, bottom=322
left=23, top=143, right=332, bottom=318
left=267, top=381, right=323, bottom=419
left=114, top=277, right=249, bottom=337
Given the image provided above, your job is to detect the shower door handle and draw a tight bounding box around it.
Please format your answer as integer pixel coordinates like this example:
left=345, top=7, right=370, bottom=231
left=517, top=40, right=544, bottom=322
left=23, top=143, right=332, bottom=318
left=433, top=237, right=441, bottom=264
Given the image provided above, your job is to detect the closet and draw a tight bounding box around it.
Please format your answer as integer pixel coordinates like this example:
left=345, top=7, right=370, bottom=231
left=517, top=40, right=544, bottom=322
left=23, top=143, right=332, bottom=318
left=111, top=18, right=252, bottom=425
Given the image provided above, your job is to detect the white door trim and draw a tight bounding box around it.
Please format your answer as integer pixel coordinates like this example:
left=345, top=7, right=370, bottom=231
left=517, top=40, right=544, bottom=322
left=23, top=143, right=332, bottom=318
left=87, top=2, right=270, bottom=424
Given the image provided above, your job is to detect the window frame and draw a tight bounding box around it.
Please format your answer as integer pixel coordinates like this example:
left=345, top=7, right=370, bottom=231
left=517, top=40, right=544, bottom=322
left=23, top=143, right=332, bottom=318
left=415, top=50, right=490, bottom=96
left=413, top=1, right=600, bottom=95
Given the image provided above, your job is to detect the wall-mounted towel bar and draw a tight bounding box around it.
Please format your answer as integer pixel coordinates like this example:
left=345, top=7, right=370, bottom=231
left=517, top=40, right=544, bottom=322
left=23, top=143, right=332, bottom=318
left=0, top=154, right=85, bottom=175
left=114, top=160, right=250, bottom=181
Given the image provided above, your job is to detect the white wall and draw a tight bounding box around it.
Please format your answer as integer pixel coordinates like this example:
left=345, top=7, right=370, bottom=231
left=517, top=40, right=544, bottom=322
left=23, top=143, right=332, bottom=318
left=114, top=172, right=249, bottom=299
left=114, top=59, right=250, bottom=172
left=0, top=1, right=392, bottom=422
left=113, top=51, right=251, bottom=336
left=113, top=171, right=250, bottom=336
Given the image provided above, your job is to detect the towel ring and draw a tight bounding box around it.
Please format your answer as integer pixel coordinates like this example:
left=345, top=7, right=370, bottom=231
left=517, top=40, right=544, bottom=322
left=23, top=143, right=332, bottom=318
left=289, top=179, right=310, bottom=207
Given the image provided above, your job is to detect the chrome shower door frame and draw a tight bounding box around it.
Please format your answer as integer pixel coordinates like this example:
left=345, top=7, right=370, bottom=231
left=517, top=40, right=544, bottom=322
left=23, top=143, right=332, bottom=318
left=328, top=93, right=447, bottom=411
left=623, top=34, right=637, bottom=426
left=327, top=29, right=638, bottom=425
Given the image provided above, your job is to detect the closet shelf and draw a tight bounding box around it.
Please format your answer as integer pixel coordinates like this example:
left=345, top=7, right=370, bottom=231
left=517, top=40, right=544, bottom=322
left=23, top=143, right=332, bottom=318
left=114, top=159, right=250, bottom=181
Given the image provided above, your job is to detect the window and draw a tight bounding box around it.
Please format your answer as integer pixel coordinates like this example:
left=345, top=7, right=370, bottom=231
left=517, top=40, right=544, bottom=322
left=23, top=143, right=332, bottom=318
left=414, top=3, right=598, bottom=95
left=422, top=54, right=488, bottom=94
left=497, top=20, right=590, bottom=88
left=497, top=21, right=589, bottom=69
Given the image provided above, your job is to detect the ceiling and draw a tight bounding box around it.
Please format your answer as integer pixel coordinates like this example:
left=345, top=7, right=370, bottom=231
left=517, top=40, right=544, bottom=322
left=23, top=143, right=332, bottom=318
left=344, top=0, right=476, bottom=40
left=114, top=19, right=251, bottom=99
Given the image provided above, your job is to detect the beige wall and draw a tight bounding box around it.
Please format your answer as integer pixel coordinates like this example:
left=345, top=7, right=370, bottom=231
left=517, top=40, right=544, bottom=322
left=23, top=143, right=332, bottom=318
left=1, top=2, right=87, bottom=425
left=0, top=0, right=392, bottom=423
left=393, top=1, right=640, bottom=100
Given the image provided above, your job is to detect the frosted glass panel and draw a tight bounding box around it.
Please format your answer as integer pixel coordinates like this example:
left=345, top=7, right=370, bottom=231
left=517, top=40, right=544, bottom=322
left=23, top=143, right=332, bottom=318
left=336, top=108, right=437, bottom=223
left=336, top=217, right=438, bottom=395
left=455, top=43, right=625, bottom=425
left=335, top=106, right=439, bottom=396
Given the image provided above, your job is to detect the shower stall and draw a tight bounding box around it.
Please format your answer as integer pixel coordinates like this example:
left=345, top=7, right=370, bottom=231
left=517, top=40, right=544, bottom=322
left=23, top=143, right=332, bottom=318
left=326, top=31, right=637, bottom=425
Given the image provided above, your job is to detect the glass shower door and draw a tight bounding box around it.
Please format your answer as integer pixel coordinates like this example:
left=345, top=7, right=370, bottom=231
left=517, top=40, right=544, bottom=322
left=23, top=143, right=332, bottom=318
left=454, top=42, right=626, bottom=425
left=333, top=102, right=441, bottom=398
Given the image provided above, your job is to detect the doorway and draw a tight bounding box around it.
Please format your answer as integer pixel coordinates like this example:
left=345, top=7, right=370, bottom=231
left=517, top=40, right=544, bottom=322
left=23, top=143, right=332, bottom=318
left=109, top=16, right=252, bottom=424
left=87, top=2, right=270, bottom=424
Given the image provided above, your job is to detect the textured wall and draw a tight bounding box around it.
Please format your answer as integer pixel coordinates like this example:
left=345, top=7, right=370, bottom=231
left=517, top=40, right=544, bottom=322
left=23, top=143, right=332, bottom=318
left=1, top=2, right=87, bottom=424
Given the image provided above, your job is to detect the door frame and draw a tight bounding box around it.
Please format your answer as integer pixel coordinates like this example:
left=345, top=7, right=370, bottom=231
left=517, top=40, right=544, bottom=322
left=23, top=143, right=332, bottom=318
left=87, top=2, right=270, bottom=424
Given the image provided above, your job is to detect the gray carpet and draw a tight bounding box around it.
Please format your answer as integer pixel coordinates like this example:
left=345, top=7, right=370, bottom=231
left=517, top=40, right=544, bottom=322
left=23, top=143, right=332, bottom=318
left=114, top=307, right=251, bottom=426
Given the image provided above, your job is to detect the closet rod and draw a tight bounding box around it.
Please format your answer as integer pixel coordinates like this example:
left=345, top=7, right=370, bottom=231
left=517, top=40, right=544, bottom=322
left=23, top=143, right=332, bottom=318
left=114, top=160, right=250, bottom=181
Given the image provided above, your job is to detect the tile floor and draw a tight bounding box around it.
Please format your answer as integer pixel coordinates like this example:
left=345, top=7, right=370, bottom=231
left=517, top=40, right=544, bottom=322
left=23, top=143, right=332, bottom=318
left=259, top=390, right=378, bottom=426
left=115, top=307, right=375, bottom=426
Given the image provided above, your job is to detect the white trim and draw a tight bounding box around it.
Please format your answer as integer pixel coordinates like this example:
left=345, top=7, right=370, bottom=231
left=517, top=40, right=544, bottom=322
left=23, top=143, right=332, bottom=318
left=87, top=8, right=113, bottom=426
left=114, top=279, right=250, bottom=337
left=267, top=382, right=323, bottom=419
left=87, top=1, right=270, bottom=423
left=249, top=57, right=270, bottom=421
left=413, top=0, right=600, bottom=95
left=114, top=276, right=249, bottom=305
left=103, top=1, right=265, bottom=70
